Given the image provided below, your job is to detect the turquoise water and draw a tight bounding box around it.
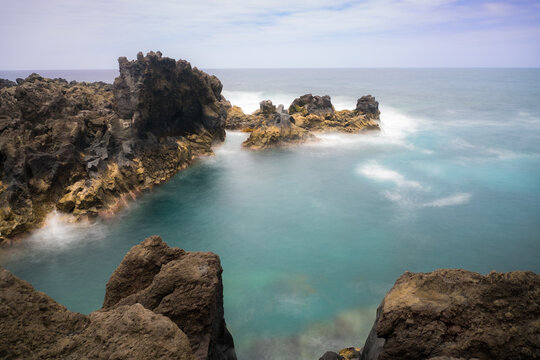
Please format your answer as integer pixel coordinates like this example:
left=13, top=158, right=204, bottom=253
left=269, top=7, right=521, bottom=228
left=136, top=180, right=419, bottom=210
left=1, top=69, right=540, bottom=359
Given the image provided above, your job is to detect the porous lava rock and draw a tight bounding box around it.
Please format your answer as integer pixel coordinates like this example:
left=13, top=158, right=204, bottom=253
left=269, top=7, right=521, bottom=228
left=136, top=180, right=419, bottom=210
left=0, top=51, right=227, bottom=243
left=0, top=265, right=194, bottom=360
left=360, top=269, right=540, bottom=360
left=103, top=235, right=237, bottom=360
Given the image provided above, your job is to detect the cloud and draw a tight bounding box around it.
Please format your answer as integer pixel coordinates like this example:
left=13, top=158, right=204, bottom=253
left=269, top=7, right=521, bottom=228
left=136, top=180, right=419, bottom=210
left=1, top=0, right=539, bottom=68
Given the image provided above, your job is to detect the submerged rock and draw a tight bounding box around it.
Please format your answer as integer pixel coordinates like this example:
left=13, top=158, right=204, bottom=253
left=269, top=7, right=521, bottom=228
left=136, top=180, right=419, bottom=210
left=0, top=52, right=227, bottom=243
left=360, top=269, right=540, bottom=360
left=103, top=236, right=237, bottom=360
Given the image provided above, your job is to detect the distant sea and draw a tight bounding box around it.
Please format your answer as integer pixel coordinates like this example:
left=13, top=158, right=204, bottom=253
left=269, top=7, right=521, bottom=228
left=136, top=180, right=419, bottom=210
left=1, top=68, right=540, bottom=360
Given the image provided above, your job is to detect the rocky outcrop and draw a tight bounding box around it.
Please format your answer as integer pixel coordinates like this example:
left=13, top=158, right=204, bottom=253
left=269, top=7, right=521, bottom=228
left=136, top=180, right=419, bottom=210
left=288, top=94, right=335, bottom=117
left=241, top=100, right=313, bottom=150
left=0, top=52, right=227, bottom=243
left=0, top=78, right=16, bottom=89
left=113, top=51, right=226, bottom=141
left=360, top=269, right=540, bottom=360
left=0, top=265, right=194, bottom=360
left=102, top=236, right=236, bottom=360
left=225, top=94, right=380, bottom=150
left=290, top=94, right=380, bottom=133
left=225, top=105, right=259, bottom=131
left=0, top=236, right=236, bottom=360
left=355, top=95, right=380, bottom=119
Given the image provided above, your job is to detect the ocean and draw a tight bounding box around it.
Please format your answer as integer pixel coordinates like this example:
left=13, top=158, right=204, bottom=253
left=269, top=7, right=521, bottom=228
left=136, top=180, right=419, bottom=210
left=1, top=68, right=539, bottom=359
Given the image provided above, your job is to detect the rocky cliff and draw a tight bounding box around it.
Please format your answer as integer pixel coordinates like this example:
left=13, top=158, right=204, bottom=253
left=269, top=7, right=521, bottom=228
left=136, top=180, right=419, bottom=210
left=0, top=52, right=227, bottom=243
left=0, top=236, right=236, bottom=360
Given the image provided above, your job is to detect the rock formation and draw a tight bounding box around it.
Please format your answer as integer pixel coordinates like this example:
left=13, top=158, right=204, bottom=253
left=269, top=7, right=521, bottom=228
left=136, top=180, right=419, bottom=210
left=226, top=94, right=380, bottom=150
left=360, top=269, right=540, bottom=360
left=241, top=100, right=313, bottom=150
left=288, top=93, right=335, bottom=117
left=0, top=265, right=194, bottom=359
left=0, top=52, right=227, bottom=243
left=0, top=236, right=236, bottom=360
left=289, top=94, right=380, bottom=133
left=103, top=236, right=236, bottom=360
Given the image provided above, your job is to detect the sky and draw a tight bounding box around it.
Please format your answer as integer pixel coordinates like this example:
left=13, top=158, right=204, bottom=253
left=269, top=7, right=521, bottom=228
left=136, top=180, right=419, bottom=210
left=1, top=0, right=539, bottom=69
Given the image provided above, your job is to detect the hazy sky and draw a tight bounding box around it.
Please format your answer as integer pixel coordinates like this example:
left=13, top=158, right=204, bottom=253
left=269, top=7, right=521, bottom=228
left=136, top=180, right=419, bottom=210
left=1, top=0, right=539, bottom=69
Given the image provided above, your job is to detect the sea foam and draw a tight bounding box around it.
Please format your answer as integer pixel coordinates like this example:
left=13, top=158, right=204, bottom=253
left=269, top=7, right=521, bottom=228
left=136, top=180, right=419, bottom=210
left=357, top=161, right=422, bottom=188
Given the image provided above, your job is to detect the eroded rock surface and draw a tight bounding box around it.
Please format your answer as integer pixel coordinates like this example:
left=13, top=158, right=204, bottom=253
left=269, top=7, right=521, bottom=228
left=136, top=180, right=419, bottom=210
left=0, top=265, right=194, bottom=360
left=0, top=52, right=227, bottom=243
left=226, top=94, right=380, bottom=150
left=290, top=94, right=379, bottom=133
left=241, top=100, right=313, bottom=150
left=361, top=269, right=540, bottom=360
left=103, top=235, right=237, bottom=360
left=289, top=93, right=335, bottom=116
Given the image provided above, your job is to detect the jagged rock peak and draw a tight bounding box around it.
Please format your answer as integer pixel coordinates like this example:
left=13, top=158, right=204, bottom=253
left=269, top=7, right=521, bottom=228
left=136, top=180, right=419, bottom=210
left=355, top=95, right=379, bottom=118
left=113, top=51, right=227, bottom=141
left=103, top=235, right=237, bottom=360
left=288, top=93, right=335, bottom=116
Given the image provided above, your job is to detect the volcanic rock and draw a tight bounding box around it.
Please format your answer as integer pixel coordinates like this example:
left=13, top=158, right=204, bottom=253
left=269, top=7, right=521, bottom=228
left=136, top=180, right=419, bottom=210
left=319, top=351, right=345, bottom=360
left=360, top=269, right=540, bottom=360
left=0, top=52, right=227, bottom=243
left=103, top=235, right=237, bottom=360
left=113, top=51, right=226, bottom=141
left=289, top=94, right=380, bottom=133
left=0, top=265, right=195, bottom=360
left=289, top=94, right=335, bottom=116
left=355, top=95, right=380, bottom=119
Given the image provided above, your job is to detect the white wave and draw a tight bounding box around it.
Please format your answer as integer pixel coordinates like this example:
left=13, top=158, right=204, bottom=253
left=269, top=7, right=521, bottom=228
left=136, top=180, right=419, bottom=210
left=357, top=161, right=421, bottom=188
left=222, top=90, right=300, bottom=114
left=421, top=193, right=472, bottom=207
left=222, top=90, right=265, bottom=114
left=24, top=211, right=108, bottom=251
left=450, top=137, right=532, bottom=161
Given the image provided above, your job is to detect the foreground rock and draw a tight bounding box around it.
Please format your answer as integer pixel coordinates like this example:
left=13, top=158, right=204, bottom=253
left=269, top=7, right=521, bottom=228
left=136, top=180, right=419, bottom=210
left=0, top=51, right=227, bottom=243
left=226, top=94, right=379, bottom=150
left=103, top=236, right=236, bottom=360
left=0, top=265, right=194, bottom=359
left=360, top=269, right=540, bottom=360
left=0, top=236, right=236, bottom=360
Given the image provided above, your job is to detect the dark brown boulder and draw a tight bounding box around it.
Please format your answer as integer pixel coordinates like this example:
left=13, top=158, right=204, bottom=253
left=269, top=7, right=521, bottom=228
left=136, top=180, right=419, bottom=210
left=360, top=269, right=540, bottom=360
left=103, top=236, right=237, bottom=360
left=0, top=265, right=194, bottom=360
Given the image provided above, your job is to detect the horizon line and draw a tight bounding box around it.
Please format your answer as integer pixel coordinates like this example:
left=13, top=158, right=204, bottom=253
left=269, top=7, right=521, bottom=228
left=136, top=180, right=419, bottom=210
left=1, top=66, right=540, bottom=72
